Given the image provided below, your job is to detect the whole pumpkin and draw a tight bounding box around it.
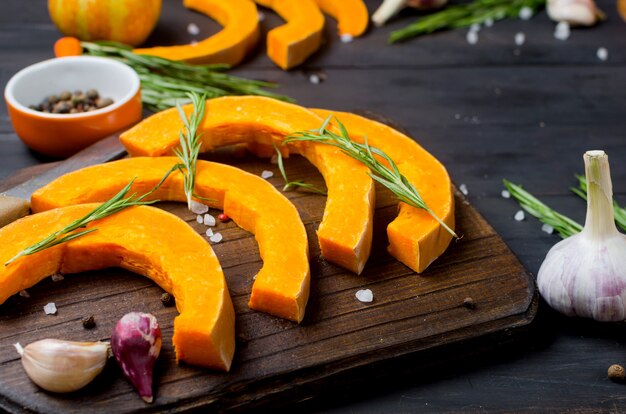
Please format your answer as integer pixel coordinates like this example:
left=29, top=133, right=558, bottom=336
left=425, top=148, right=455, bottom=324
left=48, top=0, right=162, bottom=46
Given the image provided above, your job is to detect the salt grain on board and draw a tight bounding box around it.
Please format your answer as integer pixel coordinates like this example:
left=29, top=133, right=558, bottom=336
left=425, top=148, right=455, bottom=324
left=261, top=170, right=274, bottom=179
left=205, top=228, right=214, bottom=237
left=270, top=154, right=279, bottom=164
left=210, top=233, right=223, bottom=243
left=519, top=6, right=533, bottom=20
left=258, top=11, right=265, bottom=21
left=554, top=22, right=570, bottom=41
left=466, top=30, right=478, bottom=45
left=197, top=215, right=203, bottom=224
left=355, top=289, right=373, bottom=303
left=19, top=290, right=30, bottom=298
left=51, top=273, right=64, bottom=282
left=542, top=223, right=554, bottom=234
left=203, top=214, right=216, bottom=227
left=515, top=32, right=526, bottom=46
left=484, top=18, right=494, bottom=27
left=44, top=303, right=57, bottom=315
left=514, top=210, right=525, bottom=221
left=597, top=47, right=608, bottom=61
left=309, top=74, right=321, bottom=84
left=340, top=34, right=354, bottom=43
left=187, top=23, right=200, bottom=36
left=501, top=190, right=511, bottom=199
left=459, top=184, right=469, bottom=196
left=190, top=200, right=209, bottom=214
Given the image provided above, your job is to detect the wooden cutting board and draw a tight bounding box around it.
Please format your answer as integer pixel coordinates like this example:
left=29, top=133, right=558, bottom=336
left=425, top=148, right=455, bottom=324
left=0, top=149, right=536, bottom=413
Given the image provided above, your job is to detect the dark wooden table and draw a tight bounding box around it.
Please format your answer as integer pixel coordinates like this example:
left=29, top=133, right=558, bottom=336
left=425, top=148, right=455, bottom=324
left=2, top=0, right=626, bottom=411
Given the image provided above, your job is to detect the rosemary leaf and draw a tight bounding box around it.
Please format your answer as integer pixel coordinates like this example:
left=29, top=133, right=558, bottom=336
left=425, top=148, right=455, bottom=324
left=273, top=145, right=327, bottom=195
left=285, top=117, right=457, bottom=238
left=389, top=0, right=545, bottom=44
left=503, top=179, right=583, bottom=238
left=81, top=41, right=293, bottom=112
left=173, top=93, right=206, bottom=209
left=571, top=174, right=626, bottom=232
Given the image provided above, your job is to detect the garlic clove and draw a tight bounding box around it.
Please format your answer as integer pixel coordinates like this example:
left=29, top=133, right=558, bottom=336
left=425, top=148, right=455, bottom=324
left=16, top=339, right=110, bottom=393
left=372, top=0, right=448, bottom=26
left=547, top=0, right=603, bottom=26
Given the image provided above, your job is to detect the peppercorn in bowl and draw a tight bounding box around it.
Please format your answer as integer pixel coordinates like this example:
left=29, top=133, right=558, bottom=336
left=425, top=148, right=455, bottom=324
left=4, top=56, right=141, bottom=158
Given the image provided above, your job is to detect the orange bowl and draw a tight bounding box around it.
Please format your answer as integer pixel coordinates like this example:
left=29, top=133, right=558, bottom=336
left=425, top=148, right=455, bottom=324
left=4, top=56, right=141, bottom=158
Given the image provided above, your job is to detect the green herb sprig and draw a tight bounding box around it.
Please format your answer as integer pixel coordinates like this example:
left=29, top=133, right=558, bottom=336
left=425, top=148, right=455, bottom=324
left=174, top=93, right=206, bottom=209
left=5, top=178, right=164, bottom=265
left=285, top=117, right=457, bottom=238
left=571, top=174, right=626, bottom=232
left=389, top=0, right=545, bottom=44
left=81, top=41, right=293, bottom=112
left=503, top=179, right=582, bottom=238
left=273, top=145, right=327, bottom=195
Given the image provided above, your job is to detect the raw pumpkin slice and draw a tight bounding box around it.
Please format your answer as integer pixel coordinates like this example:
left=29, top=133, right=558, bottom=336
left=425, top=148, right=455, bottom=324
left=313, top=0, right=369, bottom=36
left=257, top=0, right=325, bottom=69
left=31, top=157, right=311, bottom=323
left=134, top=0, right=259, bottom=66
left=0, top=204, right=234, bottom=371
left=120, top=96, right=375, bottom=275
left=311, top=109, right=455, bottom=273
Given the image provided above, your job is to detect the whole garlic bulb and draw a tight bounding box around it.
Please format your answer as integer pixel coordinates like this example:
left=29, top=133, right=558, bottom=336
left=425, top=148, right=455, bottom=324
left=15, top=339, right=110, bottom=393
left=538, top=151, right=626, bottom=321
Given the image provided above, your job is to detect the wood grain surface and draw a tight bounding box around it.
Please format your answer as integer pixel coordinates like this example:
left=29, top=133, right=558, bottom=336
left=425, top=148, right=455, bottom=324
left=0, top=152, right=535, bottom=412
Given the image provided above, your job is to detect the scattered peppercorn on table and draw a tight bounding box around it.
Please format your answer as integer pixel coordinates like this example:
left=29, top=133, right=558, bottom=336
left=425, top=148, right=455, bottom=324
left=1, top=0, right=626, bottom=412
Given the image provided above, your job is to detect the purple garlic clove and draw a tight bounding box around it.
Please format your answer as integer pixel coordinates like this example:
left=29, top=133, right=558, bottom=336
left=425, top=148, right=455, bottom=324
left=111, top=312, right=162, bottom=403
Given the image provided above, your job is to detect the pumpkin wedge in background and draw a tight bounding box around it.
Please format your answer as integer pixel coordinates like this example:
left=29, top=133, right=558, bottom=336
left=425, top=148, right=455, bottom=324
left=31, top=158, right=310, bottom=323
left=0, top=204, right=235, bottom=371
left=311, top=109, right=454, bottom=273
left=256, top=0, right=325, bottom=69
left=313, top=0, right=369, bottom=36
left=134, top=0, right=259, bottom=66
left=120, top=97, right=375, bottom=275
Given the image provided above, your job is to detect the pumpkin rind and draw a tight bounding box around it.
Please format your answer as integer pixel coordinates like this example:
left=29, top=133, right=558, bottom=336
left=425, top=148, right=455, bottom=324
left=134, top=0, right=259, bottom=66
left=119, top=96, right=375, bottom=275
left=257, top=0, right=325, bottom=69
left=31, top=157, right=311, bottom=323
left=0, top=204, right=235, bottom=371
left=313, top=0, right=369, bottom=36
left=311, top=109, right=455, bottom=273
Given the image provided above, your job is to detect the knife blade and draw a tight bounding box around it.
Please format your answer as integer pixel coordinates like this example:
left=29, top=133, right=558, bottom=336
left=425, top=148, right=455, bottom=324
left=0, top=133, right=127, bottom=227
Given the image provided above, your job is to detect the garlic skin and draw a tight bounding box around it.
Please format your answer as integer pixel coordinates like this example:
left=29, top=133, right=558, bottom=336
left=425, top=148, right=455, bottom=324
left=15, top=339, right=110, bottom=393
left=547, top=0, right=604, bottom=26
left=538, top=151, right=626, bottom=321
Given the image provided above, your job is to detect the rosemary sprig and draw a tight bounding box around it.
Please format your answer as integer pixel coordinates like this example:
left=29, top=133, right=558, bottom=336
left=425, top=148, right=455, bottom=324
left=174, top=93, right=206, bottom=209
left=5, top=178, right=161, bottom=265
left=571, top=174, right=626, bottom=232
left=389, top=0, right=545, bottom=44
left=273, top=145, right=327, bottom=195
left=503, top=179, right=582, bottom=238
left=285, top=117, right=457, bottom=238
left=81, top=41, right=293, bottom=111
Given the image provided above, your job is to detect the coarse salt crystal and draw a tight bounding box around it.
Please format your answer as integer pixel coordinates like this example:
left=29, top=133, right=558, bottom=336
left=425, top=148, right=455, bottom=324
left=597, top=47, right=608, bottom=61
left=466, top=30, right=478, bottom=45
left=519, top=6, right=533, bottom=20
left=501, top=190, right=511, bottom=199
left=187, top=23, right=200, bottom=36
left=51, top=274, right=64, bottom=282
left=210, top=233, right=223, bottom=243
left=515, top=32, right=525, bottom=46
left=197, top=215, right=203, bottom=223
left=204, top=214, right=216, bottom=226
left=19, top=290, right=30, bottom=298
left=261, top=170, right=274, bottom=179
left=340, top=34, right=354, bottom=43
left=44, top=303, right=57, bottom=315
left=355, top=289, right=373, bottom=303
left=554, top=22, right=570, bottom=41
left=190, top=200, right=209, bottom=214
left=484, top=18, right=494, bottom=27
left=470, top=23, right=481, bottom=32
left=258, top=11, right=265, bottom=21
left=190, top=40, right=198, bottom=46
left=270, top=154, right=279, bottom=164
left=454, top=114, right=461, bottom=120
left=205, top=228, right=214, bottom=237
left=542, top=223, right=554, bottom=234
left=459, top=184, right=469, bottom=196
left=514, top=210, right=525, bottom=221
left=309, top=74, right=321, bottom=84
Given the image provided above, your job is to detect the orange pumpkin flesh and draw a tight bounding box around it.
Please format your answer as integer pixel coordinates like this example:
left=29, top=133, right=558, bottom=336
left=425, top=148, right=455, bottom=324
left=0, top=204, right=234, bottom=371
left=257, top=0, right=325, bottom=70
left=134, top=0, right=259, bottom=66
left=31, top=157, right=311, bottom=323
left=120, top=97, right=375, bottom=275
left=311, top=109, right=455, bottom=273
left=313, top=0, right=369, bottom=36
left=48, top=0, right=161, bottom=47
